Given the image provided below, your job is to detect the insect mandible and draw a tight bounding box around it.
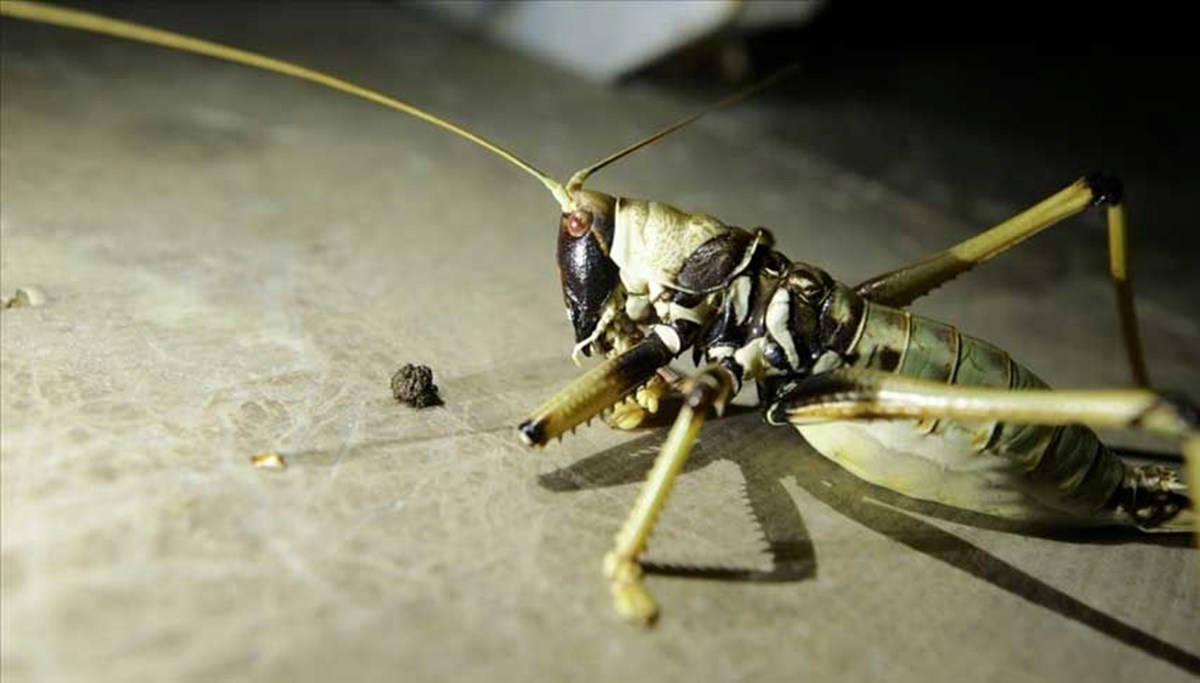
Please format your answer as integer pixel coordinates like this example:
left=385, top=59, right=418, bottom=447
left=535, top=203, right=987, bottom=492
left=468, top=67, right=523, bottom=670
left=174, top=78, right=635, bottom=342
left=3, top=1, right=1196, bottom=627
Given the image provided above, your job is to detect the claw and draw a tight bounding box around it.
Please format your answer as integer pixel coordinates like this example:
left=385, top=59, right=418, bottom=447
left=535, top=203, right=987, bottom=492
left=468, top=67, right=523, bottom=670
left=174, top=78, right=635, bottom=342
left=612, top=581, right=658, bottom=626
left=604, top=552, right=658, bottom=626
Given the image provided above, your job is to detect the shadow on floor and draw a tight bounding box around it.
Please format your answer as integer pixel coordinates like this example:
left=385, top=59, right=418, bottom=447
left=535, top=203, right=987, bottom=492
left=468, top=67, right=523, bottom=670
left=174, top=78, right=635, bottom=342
left=537, top=412, right=1200, bottom=674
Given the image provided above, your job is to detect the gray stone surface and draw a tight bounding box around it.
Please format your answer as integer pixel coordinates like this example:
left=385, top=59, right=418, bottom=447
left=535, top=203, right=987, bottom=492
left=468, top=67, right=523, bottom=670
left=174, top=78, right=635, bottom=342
left=2, top=6, right=1197, bottom=683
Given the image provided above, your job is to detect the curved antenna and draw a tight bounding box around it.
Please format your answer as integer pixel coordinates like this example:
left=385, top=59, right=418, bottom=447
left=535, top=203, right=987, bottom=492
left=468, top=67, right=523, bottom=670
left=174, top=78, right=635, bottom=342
left=566, top=64, right=801, bottom=193
left=0, top=1, right=572, bottom=208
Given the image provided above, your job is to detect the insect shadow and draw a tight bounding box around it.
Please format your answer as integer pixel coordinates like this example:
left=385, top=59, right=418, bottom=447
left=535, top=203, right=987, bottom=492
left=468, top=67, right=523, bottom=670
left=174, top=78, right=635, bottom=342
left=537, top=411, right=1200, bottom=675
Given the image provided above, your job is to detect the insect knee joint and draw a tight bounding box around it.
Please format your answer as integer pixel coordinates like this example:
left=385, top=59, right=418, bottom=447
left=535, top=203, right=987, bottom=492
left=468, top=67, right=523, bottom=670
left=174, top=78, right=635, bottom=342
left=1084, top=170, right=1125, bottom=206
left=681, top=367, right=735, bottom=414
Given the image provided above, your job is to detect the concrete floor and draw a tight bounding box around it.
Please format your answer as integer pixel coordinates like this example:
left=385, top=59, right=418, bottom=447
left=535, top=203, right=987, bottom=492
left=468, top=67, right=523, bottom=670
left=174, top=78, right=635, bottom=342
left=2, top=5, right=1198, bottom=682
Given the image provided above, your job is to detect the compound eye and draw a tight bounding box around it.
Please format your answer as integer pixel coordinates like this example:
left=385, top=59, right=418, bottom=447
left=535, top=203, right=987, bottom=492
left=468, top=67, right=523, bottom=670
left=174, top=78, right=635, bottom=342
left=565, top=210, right=593, bottom=237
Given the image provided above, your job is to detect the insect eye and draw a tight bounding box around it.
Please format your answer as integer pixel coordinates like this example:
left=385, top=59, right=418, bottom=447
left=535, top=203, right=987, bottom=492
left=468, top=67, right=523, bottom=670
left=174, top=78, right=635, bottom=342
left=565, top=210, right=593, bottom=237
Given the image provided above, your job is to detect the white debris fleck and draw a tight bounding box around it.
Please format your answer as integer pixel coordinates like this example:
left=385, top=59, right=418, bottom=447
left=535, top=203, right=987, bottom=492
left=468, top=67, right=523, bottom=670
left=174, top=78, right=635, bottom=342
left=3, top=286, right=47, bottom=309
left=250, top=451, right=288, bottom=471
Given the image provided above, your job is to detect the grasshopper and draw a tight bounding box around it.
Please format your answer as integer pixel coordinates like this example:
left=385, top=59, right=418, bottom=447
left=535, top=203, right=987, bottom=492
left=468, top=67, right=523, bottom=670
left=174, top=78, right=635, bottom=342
left=2, top=0, right=1195, bottom=627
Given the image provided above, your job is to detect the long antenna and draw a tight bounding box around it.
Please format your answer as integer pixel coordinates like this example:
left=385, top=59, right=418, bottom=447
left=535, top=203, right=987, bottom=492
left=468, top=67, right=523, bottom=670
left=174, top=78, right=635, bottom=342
left=565, top=64, right=801, bottom=193
left=0, top=1, right=572, bottom=208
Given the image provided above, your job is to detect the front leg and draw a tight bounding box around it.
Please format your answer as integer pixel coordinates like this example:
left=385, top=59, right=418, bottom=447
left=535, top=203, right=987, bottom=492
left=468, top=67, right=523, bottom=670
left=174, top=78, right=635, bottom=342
left=519, top=336, right=674, bottom=446
left=522, top=318, right=703, bottom=444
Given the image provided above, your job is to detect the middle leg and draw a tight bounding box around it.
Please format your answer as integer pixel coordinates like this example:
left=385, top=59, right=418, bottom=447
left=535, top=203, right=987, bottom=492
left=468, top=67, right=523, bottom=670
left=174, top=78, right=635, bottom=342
left=604, top=365, right=735, bottom=625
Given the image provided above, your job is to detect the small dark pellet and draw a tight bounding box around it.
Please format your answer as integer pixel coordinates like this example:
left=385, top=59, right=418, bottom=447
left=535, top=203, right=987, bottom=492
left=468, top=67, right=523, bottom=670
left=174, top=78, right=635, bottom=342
left=391, top=364, right=443, bottom=408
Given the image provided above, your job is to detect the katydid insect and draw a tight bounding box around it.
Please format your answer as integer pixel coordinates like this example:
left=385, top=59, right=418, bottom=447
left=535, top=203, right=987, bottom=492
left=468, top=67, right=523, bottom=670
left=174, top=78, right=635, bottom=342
left=3, top=1, right=1195, bottom=628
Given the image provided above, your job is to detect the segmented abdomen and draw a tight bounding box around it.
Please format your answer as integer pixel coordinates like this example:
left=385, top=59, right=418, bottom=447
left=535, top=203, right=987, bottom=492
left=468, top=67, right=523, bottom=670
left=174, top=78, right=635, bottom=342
left=840, top=299, right=1126, bottom=517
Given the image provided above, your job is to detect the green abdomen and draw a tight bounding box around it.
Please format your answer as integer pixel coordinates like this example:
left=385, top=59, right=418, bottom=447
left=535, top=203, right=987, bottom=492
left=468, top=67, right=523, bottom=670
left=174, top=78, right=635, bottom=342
left=803, top=300, right=1126, bottom=523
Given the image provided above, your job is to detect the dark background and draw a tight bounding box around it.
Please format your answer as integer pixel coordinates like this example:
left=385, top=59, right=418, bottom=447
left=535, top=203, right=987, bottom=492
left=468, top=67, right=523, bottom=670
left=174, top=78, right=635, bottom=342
left=636, top=1, right=1200, bottom=297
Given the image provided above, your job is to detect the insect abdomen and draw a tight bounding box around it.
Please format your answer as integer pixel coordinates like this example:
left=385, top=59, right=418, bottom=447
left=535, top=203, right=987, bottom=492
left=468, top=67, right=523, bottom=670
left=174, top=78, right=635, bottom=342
left=818, top=297, right=1126, bottom=521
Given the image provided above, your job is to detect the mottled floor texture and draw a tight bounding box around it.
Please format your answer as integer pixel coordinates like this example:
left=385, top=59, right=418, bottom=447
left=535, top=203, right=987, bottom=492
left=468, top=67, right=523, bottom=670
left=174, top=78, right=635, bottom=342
left=2, top=5, right=1198, bottom=683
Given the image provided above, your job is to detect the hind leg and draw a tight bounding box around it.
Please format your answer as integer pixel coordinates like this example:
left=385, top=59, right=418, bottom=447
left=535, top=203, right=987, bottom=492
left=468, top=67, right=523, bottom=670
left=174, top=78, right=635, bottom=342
left=854, top=174, right=1148, bottom=386
left=770, top=368, right=1196, bottom=533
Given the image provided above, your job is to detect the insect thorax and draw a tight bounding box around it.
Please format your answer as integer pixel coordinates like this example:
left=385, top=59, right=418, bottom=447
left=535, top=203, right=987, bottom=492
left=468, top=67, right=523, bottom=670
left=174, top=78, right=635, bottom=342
left=588, top=197, right=858, bottom=396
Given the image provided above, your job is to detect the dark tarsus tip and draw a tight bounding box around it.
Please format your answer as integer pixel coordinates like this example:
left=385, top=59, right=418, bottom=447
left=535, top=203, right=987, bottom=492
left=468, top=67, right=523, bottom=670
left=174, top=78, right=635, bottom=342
left=518, top=419, right=546, bottom=446
left=1084, top=171, right=1124, bottom=206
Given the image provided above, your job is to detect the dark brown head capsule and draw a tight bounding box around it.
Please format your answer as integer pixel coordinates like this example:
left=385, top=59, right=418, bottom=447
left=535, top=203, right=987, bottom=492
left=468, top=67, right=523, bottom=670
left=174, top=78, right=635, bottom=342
left=556, top=190, right=619, bottom=354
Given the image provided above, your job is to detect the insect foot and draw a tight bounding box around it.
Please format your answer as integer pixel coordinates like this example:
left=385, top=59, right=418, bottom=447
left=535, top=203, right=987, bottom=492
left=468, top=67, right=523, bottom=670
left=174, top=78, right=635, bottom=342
left=603, top=551, right=658, bottom=626
left=1119, top=465, right=1190, bottom=530
left=1161, top=393, right=1200, bottom=536
left=1129, top=391, right=1199, bottom=535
